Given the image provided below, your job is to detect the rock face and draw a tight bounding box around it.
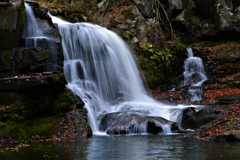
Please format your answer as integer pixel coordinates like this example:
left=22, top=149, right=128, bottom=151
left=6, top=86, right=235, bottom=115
left=183, top=0, right=240, bottom=37
left=0, top=73, right=68, bottom=116
left=0, top=48, right=49, bottom=77
left=192, top=45, right=240, bottom=80
left=0, top=0, right=25, bottom=50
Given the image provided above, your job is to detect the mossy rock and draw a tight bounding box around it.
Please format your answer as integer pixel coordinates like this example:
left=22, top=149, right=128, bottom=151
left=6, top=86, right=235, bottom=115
left=184, top=0, right=217, bottom=36
left=0, top=50, right=12, bottom=72
left=0, top=0, right=25, bottom=49
left=0, top=116, right=58, bottom=139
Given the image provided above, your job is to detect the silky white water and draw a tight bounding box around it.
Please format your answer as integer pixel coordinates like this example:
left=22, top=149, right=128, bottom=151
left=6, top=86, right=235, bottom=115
left=184, top=48, right=207, bottom=101
left=48, top=14, right=189, bottom=135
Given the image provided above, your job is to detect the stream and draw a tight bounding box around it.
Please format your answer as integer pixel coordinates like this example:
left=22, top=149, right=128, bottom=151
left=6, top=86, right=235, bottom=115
left=1, top=135, right=240, bottom=160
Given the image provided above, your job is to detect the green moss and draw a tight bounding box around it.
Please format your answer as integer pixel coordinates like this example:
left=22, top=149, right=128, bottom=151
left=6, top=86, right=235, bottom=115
left=214, top=95, right=220, bottom=100
left=0, top=116, right=57, bottom=139
left=0, top=92, right=20, bottom=106
left=226, top=81, right=240, bottom=89
left=194, top=110, right=204, bottom=117
left=67, top=0, right=87, bottom=12
left=0, top=30, right=16, bottom=49
left=183, top=36, right=240, bottom=47
left=0, top=0, right=25, bottom=49
left=122, top=9, right=135, bottom=20
left=184, top=0, right=217, bottom=36
left=229, top=118, right=240, bottom=121
left=36, top=50, right=48, bottom=61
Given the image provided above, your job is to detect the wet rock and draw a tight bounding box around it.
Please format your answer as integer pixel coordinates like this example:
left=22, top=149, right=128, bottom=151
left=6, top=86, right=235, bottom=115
left=181, top=106, right=220, bottom=129
left=0, top=47, right=49, bottom=77
left=209, top=130, right=240, bottom=141
left=99, top=111, right=179, bottom=134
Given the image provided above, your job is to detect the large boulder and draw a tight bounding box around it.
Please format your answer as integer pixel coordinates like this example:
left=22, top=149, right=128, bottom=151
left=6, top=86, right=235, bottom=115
left=99, top=111, right=180, bottom=134
left=181, top=106, right=220, bottom=129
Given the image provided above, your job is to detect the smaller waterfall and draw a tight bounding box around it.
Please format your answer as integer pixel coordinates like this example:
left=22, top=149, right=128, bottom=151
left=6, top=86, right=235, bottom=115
left=184, top=48, right=207, bottom=101
left=22, top=3, right=42, bottom=37
left=22, top=2, right=58, bottom=71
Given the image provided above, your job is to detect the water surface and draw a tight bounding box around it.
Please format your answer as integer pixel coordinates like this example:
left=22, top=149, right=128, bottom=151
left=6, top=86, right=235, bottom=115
left=1, top=135, right=240, bottom=160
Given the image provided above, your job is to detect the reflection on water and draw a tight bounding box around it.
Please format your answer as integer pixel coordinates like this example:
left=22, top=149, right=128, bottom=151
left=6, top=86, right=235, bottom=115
left=1, top=135, right=240, bottom=160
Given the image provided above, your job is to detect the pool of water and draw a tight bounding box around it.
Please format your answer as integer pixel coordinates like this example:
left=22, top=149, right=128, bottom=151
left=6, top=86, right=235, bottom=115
left=1, top=134, right=240, bottom=160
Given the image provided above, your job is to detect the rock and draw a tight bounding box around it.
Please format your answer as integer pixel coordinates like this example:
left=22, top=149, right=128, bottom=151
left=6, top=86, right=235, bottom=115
left=182, top=0, right=240, bottom=37
left=136, top=19, right=150, bottom=44
left=192, top=45, right=240, bottom=80
left=99, top=111, right=180, bottom=134
left=210, top=130, right=240, bottom=141
left=0, top=0, right=25, bottom=49
left=149, top=21, right=166, bottom=49
left=112, top=28, right=132, bottom=41
left=171, top=10, right=187, bottom=32
left=0, top=73, right=66, bottom=91
left=88, top=15, right=112, bottom=29
left=131, top=37, right=138, bottom=43
left=0, top=73, right=68, bottom=118
left=217, top=95, right=240, bottom=105
left=169, top=0, right=184, bottom=11
left=133, top=0, right=155, bottom=18
left=0, top=47, right=49, bottom=78
left=181, top=106, right=220, bottom=129
left=160, top=0, right=184, bottom=18
left=213, top=45, right=240, bottom=63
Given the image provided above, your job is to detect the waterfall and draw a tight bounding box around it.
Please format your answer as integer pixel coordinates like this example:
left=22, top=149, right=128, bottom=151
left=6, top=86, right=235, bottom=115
left=22, top=3, right=58, bottom=71
left=184, top=48, right=207, bottom=101
left=48, top=14, right=189, bottom=135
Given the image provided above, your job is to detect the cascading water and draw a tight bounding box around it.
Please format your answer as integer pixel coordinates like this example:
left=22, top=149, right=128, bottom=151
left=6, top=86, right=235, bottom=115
left=22, top=3, right=58, bottom=71
left=184, top=48, right=207, bottom=101
left=48, top=14, right=189, bottom=135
